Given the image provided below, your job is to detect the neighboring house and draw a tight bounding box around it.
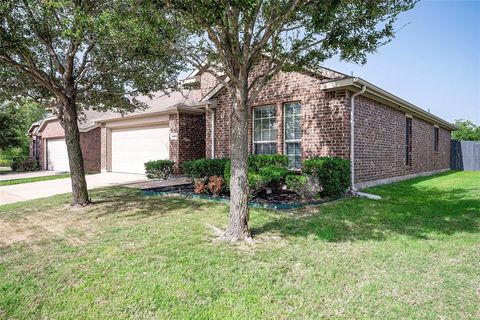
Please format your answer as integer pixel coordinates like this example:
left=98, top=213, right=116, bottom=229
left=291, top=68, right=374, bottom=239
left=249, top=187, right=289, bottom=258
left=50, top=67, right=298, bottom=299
left=28, top=109, right=110, bottom=173
left=28, top=63, right=455, bottom=189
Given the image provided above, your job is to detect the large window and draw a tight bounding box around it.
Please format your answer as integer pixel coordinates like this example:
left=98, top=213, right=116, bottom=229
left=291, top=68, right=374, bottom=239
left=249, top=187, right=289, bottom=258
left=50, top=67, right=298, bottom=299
left=434, top=126, right=439, bottom=152
left=253, top=105, right=277, bottom=154
left=405, top=116, right=412, bottom=166
left=284, top=102, right=302, bottom=169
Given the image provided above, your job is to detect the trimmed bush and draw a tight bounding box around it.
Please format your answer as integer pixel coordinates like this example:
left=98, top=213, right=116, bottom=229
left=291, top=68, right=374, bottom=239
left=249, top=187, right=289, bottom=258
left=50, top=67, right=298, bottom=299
left=285, top=174, right=321, bottom=198
left=182, top=158, right=229, bottom=179
left=248, top=154, right=288, bottom=171
left=286, top=174, right=307, bottom=192
left=144, top=160, right=174, bottom=180
left=258, top=165, right=290, bottom=192
left=11, top=157, right=39, bottom=172
left=302, top=156, right=350, bottom=197
left=224, top=154, right=289, bottom=184
left=224, top=155, right=290, bottom=195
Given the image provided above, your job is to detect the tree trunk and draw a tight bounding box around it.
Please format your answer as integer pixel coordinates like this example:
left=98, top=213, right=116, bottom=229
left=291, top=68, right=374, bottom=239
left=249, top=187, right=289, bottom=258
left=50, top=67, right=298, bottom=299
left=62, top=97, right=90, bottom=206
left=223, top=85, right=252, bottom=242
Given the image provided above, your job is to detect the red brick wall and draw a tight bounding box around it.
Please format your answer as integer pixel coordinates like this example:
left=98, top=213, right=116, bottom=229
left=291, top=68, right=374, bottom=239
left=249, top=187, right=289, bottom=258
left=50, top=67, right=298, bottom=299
left=353, top=95, right=451, bottom=183
left=170, top=113, right=206, bottom=173
left=80, top=128, right=101, bottom=173
left=204, top=66, right=451, bottom=185
left=37, top=119, right=101, bottom=172
left=41, top=120, right=64, bottom=139
left=206, top=69, right=350, bottom=161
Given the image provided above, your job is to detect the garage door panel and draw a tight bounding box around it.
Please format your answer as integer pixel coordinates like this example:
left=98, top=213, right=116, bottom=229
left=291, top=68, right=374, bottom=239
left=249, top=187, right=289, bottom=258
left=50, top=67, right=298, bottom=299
left=47, top=138, right=70, bottom=172
left=111, top=126, right=169, bottom=174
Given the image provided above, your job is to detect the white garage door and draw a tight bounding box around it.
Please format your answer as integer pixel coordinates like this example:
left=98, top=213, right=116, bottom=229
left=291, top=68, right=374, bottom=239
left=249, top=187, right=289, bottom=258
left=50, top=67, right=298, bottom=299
left=47, top=138, right=70, bottom=172
left=111, top=125, right=170, bottom=174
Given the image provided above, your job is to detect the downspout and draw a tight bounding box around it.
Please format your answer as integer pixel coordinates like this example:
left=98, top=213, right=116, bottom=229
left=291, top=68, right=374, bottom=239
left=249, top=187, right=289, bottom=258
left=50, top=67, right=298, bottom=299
left=205, top=105, right=215, bottom=158
left=350, top=84, right=366, bottom=193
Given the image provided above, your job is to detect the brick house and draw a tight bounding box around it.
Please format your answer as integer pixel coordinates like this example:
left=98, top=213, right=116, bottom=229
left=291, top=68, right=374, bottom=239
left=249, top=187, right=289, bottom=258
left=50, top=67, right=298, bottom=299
left=28, top=110, right=106, bottom=173
left=28, top=64, right=455, bottom=189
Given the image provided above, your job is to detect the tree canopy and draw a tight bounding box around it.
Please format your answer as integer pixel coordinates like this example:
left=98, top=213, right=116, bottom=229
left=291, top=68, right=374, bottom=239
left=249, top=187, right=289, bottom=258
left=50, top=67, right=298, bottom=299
left=0, top=0, right=183, bottom=115
left=0, top=100, right=45, bottom=151
left=452, top=119, right=480, bottom=141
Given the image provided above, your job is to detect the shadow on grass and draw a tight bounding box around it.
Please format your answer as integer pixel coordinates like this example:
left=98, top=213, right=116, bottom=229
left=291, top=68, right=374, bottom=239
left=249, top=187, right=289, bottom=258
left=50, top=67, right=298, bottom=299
left=251, top=172, right=480, bottom=242
left=87, top=187, right=209, bottom=220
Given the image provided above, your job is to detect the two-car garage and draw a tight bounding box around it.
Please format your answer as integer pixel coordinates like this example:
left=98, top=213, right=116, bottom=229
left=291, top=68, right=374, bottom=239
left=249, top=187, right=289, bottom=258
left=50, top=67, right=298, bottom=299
left=33, top=99, right=204, bottom=175
left=110, top=126, right=170, bottom=174
left=45, top=126, right=170, bottom=175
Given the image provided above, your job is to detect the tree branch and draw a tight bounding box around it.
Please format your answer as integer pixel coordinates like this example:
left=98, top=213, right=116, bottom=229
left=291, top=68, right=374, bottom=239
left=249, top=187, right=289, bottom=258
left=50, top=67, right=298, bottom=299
left=20, top=0, right=66, bottom=75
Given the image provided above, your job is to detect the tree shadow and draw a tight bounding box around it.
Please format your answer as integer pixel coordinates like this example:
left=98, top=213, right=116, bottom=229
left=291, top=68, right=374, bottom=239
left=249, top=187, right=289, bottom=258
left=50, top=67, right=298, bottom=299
left=250, top=172, right=480, bottom=242
left=85, top=187, right=209, bottom=220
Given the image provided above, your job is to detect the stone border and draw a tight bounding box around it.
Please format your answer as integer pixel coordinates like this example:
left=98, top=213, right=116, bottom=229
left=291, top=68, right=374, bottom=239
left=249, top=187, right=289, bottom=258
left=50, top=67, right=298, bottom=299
left=141, top=189, right=334, bottom=211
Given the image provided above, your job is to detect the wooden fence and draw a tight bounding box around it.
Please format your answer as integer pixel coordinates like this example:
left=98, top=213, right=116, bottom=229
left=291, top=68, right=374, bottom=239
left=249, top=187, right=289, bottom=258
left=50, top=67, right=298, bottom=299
left=451, top=140, right=480, bottom=171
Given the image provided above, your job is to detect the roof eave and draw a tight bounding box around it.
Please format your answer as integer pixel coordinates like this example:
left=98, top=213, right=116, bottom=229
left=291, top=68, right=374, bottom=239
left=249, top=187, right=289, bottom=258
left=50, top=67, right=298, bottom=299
left=95, top=104, right=205, bottom=124
left=320, top=77, right=457, bottom=131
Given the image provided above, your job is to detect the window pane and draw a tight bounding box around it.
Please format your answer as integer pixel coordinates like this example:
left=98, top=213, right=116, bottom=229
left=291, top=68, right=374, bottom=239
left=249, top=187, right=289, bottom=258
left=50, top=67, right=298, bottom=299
left=254, top=120, right=261, bottom=141
left=286, top=142, right=301, bottom=169
left=253, top=105, right=276, bottom=143
left=284, top=102, right=302, bottom=168
left=294, top=117, right=301, bottom=139
left=284, top=102, right=301, bottom=141
left=254, top=143, right=277, bottom=155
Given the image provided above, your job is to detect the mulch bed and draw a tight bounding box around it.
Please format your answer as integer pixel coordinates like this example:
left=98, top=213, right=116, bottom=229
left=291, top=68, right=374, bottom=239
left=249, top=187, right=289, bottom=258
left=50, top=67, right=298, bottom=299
left=141, top=184, right=334, bottom=210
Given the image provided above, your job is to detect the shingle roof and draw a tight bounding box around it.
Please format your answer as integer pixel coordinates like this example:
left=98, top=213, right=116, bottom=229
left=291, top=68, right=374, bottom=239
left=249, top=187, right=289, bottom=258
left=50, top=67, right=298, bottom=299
left=92, top=90, right=197, bottom=123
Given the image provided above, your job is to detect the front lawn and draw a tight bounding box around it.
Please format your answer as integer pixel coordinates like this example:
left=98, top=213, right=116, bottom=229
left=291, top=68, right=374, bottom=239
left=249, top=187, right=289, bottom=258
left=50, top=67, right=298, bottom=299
left=0, top=171, right=479, bottom=319
left=0, top=173, right=70, bottom=186
left=0, top=167, right=11, bottom=174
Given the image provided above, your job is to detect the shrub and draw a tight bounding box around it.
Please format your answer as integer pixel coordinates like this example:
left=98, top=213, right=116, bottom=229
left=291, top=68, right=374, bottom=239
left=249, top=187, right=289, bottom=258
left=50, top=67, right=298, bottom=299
left=0, top=158, right=11, bottom=167
left=20, top=158, right=39, bottom=171
left=144, top=160, right=174, bottom=180
left=258, top=165, right=290, bottom=193
left=286, top=174, right=321, bottom=198
left=194, top=179, right=207, bottom=194
left=248, top=154, right=288, bottom=171
left=11, top=157, right=39, bottom=172
left=10, top=160, right=20, bottom=172
left=286, top=174, right=307, bottom=192
left=207, top=176, right=224, bottom=196
left=302, top=156, right=350, bottom=197
left=224, top=154, right=289, bottom=184
left=182, top=158, right=229, bottom=179
left=224, top=156, right=290, bottom=196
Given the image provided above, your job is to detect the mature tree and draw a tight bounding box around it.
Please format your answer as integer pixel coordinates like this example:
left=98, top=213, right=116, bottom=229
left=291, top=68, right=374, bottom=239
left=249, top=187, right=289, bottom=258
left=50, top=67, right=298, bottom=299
left=0, top=0, right=182, bottom=205
left=452, top=119, right=480, bottom=141
left=0, top=105, right=19, bottom=150
left=0, top=99, right=45, bottom=151
left=166, top=0, right=417, bottom=241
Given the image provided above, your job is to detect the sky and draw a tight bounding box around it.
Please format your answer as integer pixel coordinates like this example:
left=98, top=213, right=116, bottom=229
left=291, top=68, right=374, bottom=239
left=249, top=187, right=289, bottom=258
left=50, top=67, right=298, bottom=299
left=324, top=0, right=480, bottom=124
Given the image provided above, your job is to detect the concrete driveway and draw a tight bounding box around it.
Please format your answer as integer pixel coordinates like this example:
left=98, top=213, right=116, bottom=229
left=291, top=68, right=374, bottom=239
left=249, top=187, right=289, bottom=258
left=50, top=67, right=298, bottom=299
left=0, top=172, right=147, bottom=206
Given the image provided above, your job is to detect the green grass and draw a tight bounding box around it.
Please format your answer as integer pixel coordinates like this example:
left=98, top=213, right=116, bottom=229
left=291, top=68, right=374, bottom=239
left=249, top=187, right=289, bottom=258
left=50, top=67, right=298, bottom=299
left=0, top=173, right=70, bottom=186
left=0, top=171, right=479, bottom=319
left=0, top=167, right=11, bottom=174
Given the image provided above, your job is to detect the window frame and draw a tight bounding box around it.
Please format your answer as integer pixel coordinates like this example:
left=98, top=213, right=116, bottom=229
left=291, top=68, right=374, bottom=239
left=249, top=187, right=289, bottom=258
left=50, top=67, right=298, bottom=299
left=252, top=105, right=277, bottom=155
left=283, top=101, right=302, bottom=169
left=434, top=126, right=439, bottom=152
left=405, top=116, right=413, bottom=166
